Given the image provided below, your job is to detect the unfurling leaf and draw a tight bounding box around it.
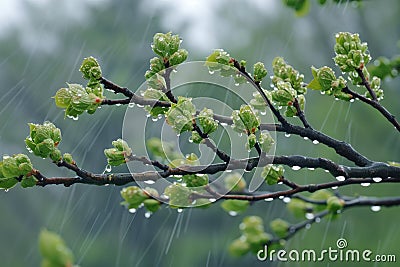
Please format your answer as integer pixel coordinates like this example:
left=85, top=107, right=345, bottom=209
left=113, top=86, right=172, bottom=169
left=104, top=139, right=132, bottom=166
left=165, top=97, right=196, bottom=133
left=164, top=183, right=192, bottom=208
left=198, top=108, right=218, bottom=134
left=232, top=105, right=260, bottom=134
left=258, top=131, right=274, bottom=153
left=152, top=32, right=181, bottom=58
left=120, top=186, right=149, bottom=209
left=79, top=56, right=102, bottom=80
left=253, top=62, right=268, bottom=82
left=262, top=164, right=284, bottom=185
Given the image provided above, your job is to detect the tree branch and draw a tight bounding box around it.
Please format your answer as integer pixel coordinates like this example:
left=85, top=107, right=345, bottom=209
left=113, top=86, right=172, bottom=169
left=342, top=86, right=400, bottom=132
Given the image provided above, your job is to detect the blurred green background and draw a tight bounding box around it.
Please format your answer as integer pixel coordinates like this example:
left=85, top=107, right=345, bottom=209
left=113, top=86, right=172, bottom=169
left=0, top=0, right=399, bottom=266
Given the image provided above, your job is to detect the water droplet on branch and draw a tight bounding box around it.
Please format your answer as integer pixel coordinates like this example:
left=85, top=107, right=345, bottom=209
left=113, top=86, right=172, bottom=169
left=336, top=176, right=345, bottom=182
left=370, top=206, right=381, bottom=212
left=128, top=208, right=137, bottom=214
left=228, top=211, right=238, bottom=216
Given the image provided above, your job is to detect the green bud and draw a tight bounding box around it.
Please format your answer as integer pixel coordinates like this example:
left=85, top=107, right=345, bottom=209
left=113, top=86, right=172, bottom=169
left=183, top=174, right=208, bottom=187
left=149, top=57, right=165, bottom=74
left=249, top=90, right=271, bottom=112
left=270, top=218, right=290, bottom=238
left=35, top=139, right=55, bottom=158
left=1, top=156, right=20, bottom=178
left=143, top=88, right=170, bottom=117
left=0, top=176, right=18, bottom=189
left=143, top=88, right=168, bottom=101
left=79, top=56, right=102, bottom=80
left=39, top=229, right=74, bottom=267
left=284, top=105, right=296, bottom=117
left=169, top=49, right=188, bottom=66
left=232, top=105, right=260, bottom=134
left=147, top=73, right=167, bottom=90
left=334, top=32, right=371, bottom=73
left=309, top=189, right=333, bottom=212
left=229, top=238, right=250, bottom=257
left=21, top=176, right=37, bottom=188
left=190, top=131, right=203, bottom=144
left=49, top=149, right=62, bottom=162
left=152, top=32, right=181, bottom=58
left=258, top=131, right=274, bottom=153
left=317, top=66, right=336, bottom=91
left=224, top=172, right=247, bottom=192
left=272, top=57, right=305, bottom=94
left=86, top=79, right=103, bottom=97
left=198, top=108, right=218, bottom=134
left=205, top=49, right=232, bottom=70
left=25, top=121, right=61, bottom=159
left=55, top=83, right=101, bottom=118
left=62, top=153, right=75, bottom=165
left=104, top=139, right=132, bottom=166
left=271, top=81, right=296, bottom=105
left=120, top=186, right=149, bottom=209
left=367, top=76, right=384, bottom=100
left=2, top=154, right=33, bottom=178
left=221, top=199, right=249, bottom=214
left=262, top=164, right=284, bottom=185
left=112, top=139, right=132, bottom=155
left=143, top=199, right=161, bottom=213
left=287, top=198, right=313, bottom=218
left=327, top=196, right=344, bottom=213
left=239, top=216, right=265, bottom=236
left=246, top=133, right=257, bottom=150
left=164, top=183, right=192, bottom=208
left=253, top=62, right=268, bottom=82
left=166, top=97, right=196, bottom=133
